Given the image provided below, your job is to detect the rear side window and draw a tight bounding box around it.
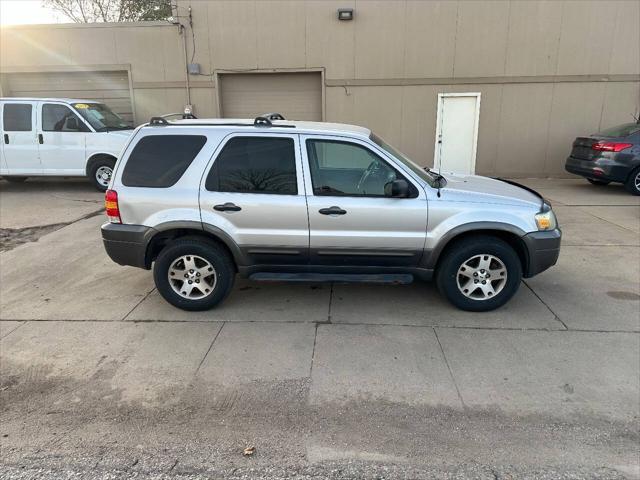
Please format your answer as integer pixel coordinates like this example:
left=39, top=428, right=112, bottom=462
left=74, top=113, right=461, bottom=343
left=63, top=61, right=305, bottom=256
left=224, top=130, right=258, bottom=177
left=3, top=104, right=32, bottom=131
left=205, top=136, right=297, bottom=195
left=122, top=135, right=207, bottom=188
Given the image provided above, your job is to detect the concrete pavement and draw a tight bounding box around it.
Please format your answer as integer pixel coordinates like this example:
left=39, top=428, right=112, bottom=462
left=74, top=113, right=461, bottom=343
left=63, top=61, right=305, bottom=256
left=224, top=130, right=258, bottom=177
left=1, top=177, right=639, bottom=478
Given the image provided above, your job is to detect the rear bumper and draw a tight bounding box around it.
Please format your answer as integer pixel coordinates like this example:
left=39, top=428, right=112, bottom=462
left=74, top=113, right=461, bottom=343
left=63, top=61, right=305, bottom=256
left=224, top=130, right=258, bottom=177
left=522, top=229, right=561, bottom=278
left=565, top=156, right=630, bottom=183
left=102, top=223, right=153, bottom=269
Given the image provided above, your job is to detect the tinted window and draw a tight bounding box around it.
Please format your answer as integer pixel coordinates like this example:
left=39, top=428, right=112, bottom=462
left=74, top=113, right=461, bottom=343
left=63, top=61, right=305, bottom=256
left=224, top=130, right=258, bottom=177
left=307, top=139, right=407, bottom=197
left=3, top=104, right=32, bottom=131
left=122, top=135, right=207, bottom=188
left=206, top=137, right=297, bottom=195
left=42, top=104, right=88, bottom=132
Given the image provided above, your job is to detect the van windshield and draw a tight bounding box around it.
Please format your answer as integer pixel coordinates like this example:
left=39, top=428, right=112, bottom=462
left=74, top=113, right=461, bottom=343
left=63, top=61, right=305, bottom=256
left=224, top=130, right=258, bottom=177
left=72, top=103, right=132, bottom=131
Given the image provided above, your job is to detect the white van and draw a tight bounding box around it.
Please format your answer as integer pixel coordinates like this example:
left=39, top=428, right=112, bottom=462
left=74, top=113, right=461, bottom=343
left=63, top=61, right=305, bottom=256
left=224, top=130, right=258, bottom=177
left=0, top=98, right=133, bottom=190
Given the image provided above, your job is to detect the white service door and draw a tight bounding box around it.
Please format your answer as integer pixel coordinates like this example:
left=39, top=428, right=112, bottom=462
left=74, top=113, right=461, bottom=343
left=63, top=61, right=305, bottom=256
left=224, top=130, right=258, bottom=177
left=435, top=94, right=480, bottom=175
left=1, top=101, right=42, bottom=174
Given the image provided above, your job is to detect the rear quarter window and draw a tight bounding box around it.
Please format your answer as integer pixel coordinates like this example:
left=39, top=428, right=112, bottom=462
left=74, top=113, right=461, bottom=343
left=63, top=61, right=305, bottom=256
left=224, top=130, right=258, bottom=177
left=122, top=135, right=207, bottom=188
left=3, top=104, right=32, bottom=131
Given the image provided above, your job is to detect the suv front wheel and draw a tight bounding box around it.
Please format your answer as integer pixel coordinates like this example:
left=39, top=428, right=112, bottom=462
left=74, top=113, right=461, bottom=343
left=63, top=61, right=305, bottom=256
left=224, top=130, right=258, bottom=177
left=154, top=238, right=235, bottom=311
left=436, top=235, right=522, bottom=312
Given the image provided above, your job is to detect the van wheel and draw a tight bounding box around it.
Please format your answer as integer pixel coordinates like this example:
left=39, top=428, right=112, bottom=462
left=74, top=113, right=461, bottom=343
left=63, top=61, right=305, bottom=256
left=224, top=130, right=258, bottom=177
left=89, top=157, right=116, bottom=191
left=154, top=238, right=235, bottom=311
left=4, top=176, right=27, bottom=183
left=624, top=167, right=640, bottom=196
left=436, top=235, right=522, bottom=312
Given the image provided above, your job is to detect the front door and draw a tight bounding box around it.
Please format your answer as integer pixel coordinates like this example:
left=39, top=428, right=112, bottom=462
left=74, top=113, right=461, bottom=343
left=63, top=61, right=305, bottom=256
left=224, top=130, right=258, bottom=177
left=301, top=135, right=428, bottom=267
left=434, top=93, right=481, bottom=175
left=38, top=102, right=89, bottom=175
left=1, top=101, right=42, bottom=174
left=199, top=133, right=309, bottom=266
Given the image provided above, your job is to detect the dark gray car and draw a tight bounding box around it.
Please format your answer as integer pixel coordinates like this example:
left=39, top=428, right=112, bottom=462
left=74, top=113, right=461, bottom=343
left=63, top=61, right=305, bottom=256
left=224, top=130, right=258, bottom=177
left=565, top=122, right=640, bottom=195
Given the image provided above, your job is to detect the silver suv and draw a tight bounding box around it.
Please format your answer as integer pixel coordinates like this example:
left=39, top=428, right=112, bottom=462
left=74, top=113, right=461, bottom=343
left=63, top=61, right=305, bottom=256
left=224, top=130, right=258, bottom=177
left=101, top=114, right=561, bottom=312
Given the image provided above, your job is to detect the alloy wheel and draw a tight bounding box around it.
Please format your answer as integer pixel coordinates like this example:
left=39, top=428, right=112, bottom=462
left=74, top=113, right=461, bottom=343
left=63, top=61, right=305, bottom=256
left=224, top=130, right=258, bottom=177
left=168, top=255, right=217, bottom=299
left=456, top=254, right=508, bottom=301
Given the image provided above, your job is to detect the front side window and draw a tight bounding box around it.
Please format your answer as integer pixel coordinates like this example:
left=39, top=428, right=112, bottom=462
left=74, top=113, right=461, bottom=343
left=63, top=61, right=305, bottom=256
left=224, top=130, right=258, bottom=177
left=3, top=104, right=32, bottom=132
left=42, top=104, right=88, bottom=132
left=206, top=136, right=297, bottom=195
left=122, top=135, right=207, bottom=188
left=307, top=139, right=409, bottom=197
left=73, top=103, right=132, bottom=131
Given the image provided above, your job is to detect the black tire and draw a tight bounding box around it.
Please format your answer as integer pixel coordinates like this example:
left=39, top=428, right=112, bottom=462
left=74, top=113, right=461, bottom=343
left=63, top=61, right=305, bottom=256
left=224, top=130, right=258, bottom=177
left=436, top=235, right=522, bottom=312
left=587, top=178, right=610, bottom=186
left=3, top=176, right=28, bottom=183
left=624, top=167, right=640, bottom=196
left=153, top=237, right=235, bottom=311
left=88, top=157, right=116, bottom=191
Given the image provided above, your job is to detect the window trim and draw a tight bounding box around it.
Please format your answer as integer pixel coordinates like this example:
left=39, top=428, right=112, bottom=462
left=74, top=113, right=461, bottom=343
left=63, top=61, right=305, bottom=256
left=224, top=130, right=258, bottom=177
left=2, top=102, right=34, bottom=132
left=40, top=102, right=91, bottom=133
left=304, top=137, right=419, bottom=199
left=201, top=132, right=305, bottom=196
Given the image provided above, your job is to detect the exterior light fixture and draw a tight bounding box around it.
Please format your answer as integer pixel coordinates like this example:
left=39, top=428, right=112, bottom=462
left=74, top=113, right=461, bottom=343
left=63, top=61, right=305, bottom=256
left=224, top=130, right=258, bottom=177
left=337, top=8, right=354, bottom=21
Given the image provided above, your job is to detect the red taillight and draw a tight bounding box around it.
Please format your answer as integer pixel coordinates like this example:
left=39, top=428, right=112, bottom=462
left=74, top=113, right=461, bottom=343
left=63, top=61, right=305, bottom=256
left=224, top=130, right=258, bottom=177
left=105, top=189, right=121, bottom=223
left=592, top=142, right=633, bottom=152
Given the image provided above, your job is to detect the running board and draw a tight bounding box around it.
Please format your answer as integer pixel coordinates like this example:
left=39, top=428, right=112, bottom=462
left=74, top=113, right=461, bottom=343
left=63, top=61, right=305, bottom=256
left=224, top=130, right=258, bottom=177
left=248, top=272, right=414, bottom=285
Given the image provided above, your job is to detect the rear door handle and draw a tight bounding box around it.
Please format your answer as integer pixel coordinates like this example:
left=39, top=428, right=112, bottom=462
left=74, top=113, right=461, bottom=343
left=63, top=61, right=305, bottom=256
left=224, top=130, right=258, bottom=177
left=3, top=134, right=8, bottom=144
left=319, top=206, right=347, bottom=215
left=213, top=202, right=241, bottom=212
left=38, top=133, right=43, bottom=144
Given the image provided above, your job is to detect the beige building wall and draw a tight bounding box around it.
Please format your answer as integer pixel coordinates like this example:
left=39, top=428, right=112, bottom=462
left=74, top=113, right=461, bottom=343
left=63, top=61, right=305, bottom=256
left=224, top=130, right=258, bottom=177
left=1, top=0, right=639, bottom=177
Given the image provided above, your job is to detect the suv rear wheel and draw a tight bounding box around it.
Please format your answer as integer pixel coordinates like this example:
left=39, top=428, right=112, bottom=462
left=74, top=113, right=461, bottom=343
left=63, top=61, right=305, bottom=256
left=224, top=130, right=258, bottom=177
left=154, top=238, right=235, bottom=311
left=436, top=235, right=522, bottom=312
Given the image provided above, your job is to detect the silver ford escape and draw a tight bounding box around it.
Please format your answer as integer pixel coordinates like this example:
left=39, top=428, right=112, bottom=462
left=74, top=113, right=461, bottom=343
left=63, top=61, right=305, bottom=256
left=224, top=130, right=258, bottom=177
left=101, top=114, right=561, bottom=312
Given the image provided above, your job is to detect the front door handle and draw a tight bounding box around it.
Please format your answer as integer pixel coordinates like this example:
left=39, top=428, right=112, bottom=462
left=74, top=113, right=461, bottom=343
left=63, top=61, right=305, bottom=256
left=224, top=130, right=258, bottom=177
left=213, top=202, right=241, bottom=212
left=319, top=206, right=347, bottom=215
left=38, top=133, right=43, bottom=144
left=3, top=134, right=8, bottom=144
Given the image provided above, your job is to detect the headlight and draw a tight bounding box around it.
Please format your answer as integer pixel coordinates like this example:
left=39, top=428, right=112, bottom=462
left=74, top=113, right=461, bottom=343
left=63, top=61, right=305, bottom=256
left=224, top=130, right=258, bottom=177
left=535, top=204, right=557, bottom=231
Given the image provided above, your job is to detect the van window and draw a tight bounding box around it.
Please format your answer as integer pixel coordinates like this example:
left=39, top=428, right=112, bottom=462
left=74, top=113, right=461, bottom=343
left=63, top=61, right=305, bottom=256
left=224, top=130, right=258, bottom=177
left=122, top=135, right=207, bottom=188
left=3, top=104, right=32, bottom=132
left=42, top=104, right=88, bottom=132
left=206, top=136, right=297, bottom=195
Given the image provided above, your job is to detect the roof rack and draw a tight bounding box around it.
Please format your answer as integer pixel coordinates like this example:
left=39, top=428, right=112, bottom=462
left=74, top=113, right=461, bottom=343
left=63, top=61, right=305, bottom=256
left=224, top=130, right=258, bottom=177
left=254, top=113, right=286, bottom=127
left=149, top=116, right=169, bottom=126
left=262, top=113, right=285, bottom=120
left=145, top=114, right=295, bottom=129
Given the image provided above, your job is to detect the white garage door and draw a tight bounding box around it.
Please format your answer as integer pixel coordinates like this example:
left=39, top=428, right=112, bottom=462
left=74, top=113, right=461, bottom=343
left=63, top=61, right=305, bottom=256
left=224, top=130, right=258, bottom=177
left=220, top=72, right=322, bottom=121
left=3, top=70, right=134, bottom=124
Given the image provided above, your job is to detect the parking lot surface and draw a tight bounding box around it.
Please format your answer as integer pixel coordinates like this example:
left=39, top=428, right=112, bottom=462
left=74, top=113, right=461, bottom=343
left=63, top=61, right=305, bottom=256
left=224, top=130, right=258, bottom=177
left=1, top=177, right=639, bottom=479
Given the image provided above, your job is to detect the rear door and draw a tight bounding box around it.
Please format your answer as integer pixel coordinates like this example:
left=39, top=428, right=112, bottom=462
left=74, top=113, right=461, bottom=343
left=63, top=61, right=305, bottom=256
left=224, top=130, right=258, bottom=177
left=199, top=133, right=309, bottom=266
left=1, top=101, right=42, bottom=174
left=301, top=135, right=428, bottom=267
left=38, top=102, right=89, bottom=175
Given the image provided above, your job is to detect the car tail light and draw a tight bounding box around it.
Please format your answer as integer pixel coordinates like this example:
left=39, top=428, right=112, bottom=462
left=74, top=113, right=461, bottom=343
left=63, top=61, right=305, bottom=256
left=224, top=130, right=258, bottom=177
left=105, top=189, right=121, bottom=223
left=592, top=142, right=633, bottom=152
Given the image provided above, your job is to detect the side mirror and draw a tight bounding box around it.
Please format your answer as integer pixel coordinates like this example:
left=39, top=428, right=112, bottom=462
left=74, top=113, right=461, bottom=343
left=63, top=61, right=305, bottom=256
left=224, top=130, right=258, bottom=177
left=385, top=179, right=410, bottom=198
left=65, top=117, right=80, bottom=131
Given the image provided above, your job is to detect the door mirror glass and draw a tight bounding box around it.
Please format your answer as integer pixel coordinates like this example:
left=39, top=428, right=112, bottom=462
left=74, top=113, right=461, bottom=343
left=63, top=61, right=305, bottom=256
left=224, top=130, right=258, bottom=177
left=384, top=179, right=410, bottom=198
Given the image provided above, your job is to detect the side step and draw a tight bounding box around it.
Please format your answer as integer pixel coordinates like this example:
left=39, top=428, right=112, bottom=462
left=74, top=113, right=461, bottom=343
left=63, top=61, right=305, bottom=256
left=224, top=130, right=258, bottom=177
left=248, top=272, right=414, bottom=285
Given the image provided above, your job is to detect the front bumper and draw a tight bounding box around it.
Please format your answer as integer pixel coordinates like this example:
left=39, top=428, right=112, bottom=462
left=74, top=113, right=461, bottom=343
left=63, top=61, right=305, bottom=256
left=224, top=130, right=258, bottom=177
left=521, top=229, right=561, bottom=278
left=102, top=223, right=154, bottom=269
left=565, top=156, right=629, bottom=183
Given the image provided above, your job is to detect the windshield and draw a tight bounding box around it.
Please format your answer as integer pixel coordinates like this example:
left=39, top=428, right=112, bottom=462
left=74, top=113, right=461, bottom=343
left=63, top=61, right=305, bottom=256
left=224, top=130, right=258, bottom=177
left=370, top=133, right=441, bottom=187
left=72, top=103, right=132, bottom=131
left=596, top=123, right=640, bottom=138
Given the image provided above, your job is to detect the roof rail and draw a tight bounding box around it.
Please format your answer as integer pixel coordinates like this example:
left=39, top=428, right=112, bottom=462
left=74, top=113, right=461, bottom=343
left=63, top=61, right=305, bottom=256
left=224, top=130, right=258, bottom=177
left=262, top=112, right=285, bottom=121
left=149, top=116, right=169, bottom=126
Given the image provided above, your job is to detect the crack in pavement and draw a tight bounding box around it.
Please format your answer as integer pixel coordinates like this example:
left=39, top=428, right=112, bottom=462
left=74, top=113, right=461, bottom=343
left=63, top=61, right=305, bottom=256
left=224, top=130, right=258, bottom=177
left=0, top=209, right=104, bottom=252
